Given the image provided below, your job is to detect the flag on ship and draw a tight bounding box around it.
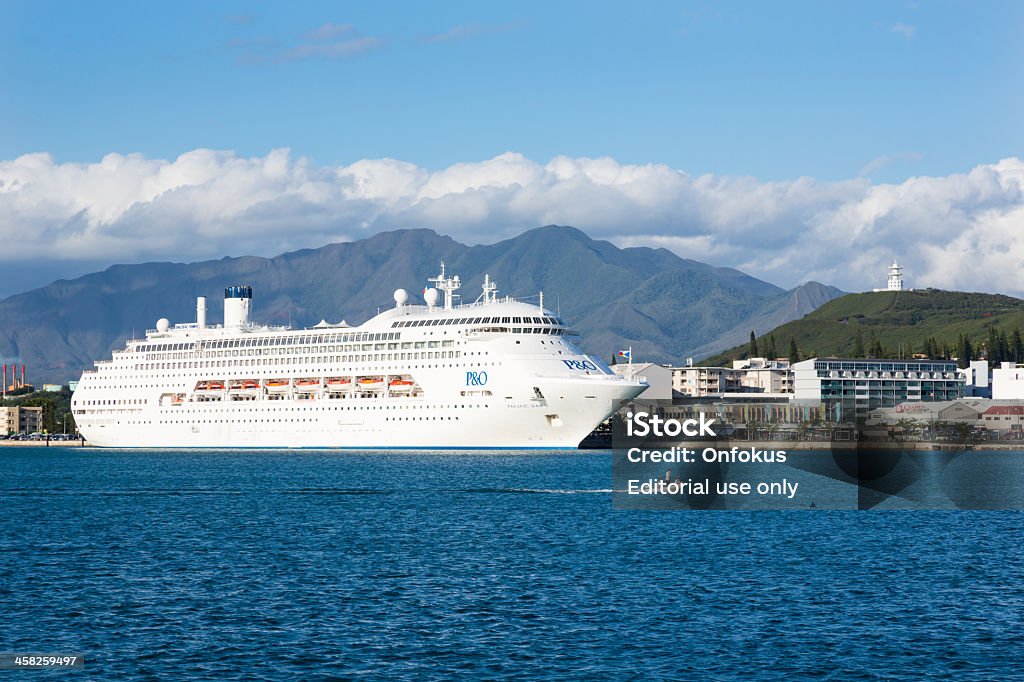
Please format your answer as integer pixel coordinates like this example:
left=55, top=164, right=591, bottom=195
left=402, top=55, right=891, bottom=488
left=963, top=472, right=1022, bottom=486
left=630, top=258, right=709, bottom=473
left=618, top=349, right=631, bottom=359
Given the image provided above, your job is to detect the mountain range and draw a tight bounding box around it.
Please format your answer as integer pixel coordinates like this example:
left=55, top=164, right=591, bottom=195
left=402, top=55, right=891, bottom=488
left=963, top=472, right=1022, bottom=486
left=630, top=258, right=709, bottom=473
left=0, top=226, right=843, bottom=384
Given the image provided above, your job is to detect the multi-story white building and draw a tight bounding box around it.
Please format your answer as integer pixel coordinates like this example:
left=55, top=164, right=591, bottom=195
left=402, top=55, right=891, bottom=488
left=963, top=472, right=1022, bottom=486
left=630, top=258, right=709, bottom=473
left=958, top=360, right=991, bottom=398
left=792, top=357, right=963, bottom=411
left=731, top=358, right=792, bottom=393
left=672, top=358, right=793, bottom=398
left=991, top=362, right=1024, bottom=400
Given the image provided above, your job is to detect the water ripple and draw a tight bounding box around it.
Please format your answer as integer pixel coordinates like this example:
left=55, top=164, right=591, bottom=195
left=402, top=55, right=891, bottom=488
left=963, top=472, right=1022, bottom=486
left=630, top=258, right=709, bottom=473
left=1, top=447, right=1022, bottom=680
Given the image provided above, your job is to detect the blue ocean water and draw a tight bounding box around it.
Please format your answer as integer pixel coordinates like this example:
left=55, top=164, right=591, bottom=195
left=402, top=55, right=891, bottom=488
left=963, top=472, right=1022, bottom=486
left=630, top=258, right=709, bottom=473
left=2, top=447, right=1023, bottom=680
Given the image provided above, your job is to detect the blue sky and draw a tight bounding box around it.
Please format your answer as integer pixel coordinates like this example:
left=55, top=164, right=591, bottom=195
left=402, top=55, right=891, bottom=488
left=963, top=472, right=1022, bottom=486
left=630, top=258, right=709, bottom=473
left=1, top=1, right=1024, bottom=299
left=2, top=1, right=1020, bottom=182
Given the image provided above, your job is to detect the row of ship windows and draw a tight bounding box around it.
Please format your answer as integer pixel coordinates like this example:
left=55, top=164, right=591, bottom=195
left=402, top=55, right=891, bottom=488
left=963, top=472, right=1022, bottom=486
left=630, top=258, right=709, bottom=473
left=121, top=415, right=466, bottom=425
left=133, top=323, right=568, bottom=356
left=133, top=351, right=462, bottom=371
left=142, top=340, right=455, bottom=361
left=136, top=331, right=402, bottom=353
left=393, top=316, right=563, bottom=327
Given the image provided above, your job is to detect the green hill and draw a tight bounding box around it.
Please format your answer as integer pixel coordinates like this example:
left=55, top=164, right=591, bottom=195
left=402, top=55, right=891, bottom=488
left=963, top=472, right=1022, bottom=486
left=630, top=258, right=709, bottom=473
left=704, top=289, right=1024, bottom=365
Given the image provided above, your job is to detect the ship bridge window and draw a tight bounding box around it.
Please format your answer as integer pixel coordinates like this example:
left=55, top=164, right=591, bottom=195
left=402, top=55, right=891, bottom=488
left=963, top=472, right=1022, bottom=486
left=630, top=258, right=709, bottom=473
left=502, top=317, right=511, bottom=323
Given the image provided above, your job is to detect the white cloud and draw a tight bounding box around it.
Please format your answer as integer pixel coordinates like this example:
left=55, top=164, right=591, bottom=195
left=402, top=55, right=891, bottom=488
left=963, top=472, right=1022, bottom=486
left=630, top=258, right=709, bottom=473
left=230, top=23, right=381, bottom=64
left=420, top=22, right=521, bottom=44
left=276, top=36, right=381, bottom=62
left=2, top=149, right=1024, bottom=296
left=890, top=23, right=917, bottom=39
left=303, top=22, right=355, bottom=42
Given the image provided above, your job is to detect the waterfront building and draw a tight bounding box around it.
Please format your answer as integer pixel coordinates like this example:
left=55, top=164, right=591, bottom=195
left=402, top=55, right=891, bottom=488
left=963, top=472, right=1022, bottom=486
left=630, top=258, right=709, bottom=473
left=980, top=405, right=1024, bottom=433
left=672, top=358, right=793, bottom=398
left=792, top=357, right=963, bottom=411
left=672, top=365, right=742, bottom=397
left=864, top=399, right=989, bottom=427
left=611, top=362, right=672, bottom=400
left=2, top=406, right=43, bottom=435
left=731, top=358, right=792, bottom=393
left=958, top=360, right=991, bottom=398
left=990, top=362, right=1024, bottom=400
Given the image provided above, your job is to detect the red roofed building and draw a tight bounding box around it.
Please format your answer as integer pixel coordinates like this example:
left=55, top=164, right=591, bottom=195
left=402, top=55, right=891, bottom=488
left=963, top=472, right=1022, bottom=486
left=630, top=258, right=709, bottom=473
left=981, top=405, right=1024, bottom=432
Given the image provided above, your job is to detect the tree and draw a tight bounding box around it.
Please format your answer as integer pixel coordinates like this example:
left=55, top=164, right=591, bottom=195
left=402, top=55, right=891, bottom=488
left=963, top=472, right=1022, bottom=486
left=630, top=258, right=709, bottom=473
left=869, top=338, right=884, bottom=358
left=766, top=334, right=777, bottom=361
left=788, top=338, right=800, bottom=363
left=610, top=353, right=617, bottom=366
left=987, top=326, right=1001, bottom=364
left=957, top=334, right=973, bottom=369
left=1013, top=328, right=1024, bottom=363
left=748, top=331, right=759, bottom=358
left=852, top=330, right=865, bottom=358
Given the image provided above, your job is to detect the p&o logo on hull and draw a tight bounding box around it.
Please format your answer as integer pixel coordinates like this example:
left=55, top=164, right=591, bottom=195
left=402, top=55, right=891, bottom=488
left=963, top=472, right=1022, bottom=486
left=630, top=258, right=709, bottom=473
left=466, top=371, right=489, bottom=386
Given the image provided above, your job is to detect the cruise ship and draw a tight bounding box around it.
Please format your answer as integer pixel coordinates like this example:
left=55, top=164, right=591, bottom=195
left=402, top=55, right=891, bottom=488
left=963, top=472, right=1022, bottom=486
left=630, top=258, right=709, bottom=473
left=72, top=266, right=647, bottom=448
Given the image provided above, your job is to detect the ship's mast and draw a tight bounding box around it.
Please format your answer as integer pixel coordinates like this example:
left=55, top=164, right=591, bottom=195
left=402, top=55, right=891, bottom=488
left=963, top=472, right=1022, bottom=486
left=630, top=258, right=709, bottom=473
left=428, top=262, right=461, bottom=310
left=482, top=274, right=497, bottom=303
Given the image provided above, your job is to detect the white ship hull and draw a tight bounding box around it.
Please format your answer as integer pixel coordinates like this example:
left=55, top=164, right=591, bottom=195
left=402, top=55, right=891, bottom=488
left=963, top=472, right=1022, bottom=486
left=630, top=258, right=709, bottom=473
left=73, top=274, right=646, bottom=449
left=81, top=377, right=635, bottom=449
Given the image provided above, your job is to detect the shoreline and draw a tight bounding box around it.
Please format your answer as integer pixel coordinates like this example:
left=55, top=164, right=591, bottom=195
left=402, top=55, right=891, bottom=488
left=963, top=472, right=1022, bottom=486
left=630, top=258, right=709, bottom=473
left=0, top=439, right=90, bottom=447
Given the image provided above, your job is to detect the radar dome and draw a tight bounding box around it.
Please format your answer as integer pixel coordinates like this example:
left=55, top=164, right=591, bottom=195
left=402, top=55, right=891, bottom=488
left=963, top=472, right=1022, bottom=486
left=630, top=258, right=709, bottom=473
left=393, top=288, right=408, bottom=305
left=423, top=287, right=439, bottom=307
left=156, top=318, right=170, bottom=333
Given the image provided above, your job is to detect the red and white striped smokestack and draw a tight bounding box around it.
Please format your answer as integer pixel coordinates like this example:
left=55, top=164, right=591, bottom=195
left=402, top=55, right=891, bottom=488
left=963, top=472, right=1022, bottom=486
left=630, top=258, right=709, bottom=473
left=21, top=364, right=25, bottom=388
left=2, top=363, right=5, bottom=398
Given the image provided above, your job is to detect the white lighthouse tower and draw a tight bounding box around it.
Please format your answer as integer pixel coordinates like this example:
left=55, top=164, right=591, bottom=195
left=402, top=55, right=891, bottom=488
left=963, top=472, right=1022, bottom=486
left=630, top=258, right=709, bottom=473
left=874, top=260, right=909, bottom=292
left=887, top=261, right=903, bottom=291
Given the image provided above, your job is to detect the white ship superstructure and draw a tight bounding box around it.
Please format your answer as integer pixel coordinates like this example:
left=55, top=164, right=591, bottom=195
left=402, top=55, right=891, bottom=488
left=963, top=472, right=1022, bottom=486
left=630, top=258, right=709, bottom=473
left=72, top=266, right=646, bottom=448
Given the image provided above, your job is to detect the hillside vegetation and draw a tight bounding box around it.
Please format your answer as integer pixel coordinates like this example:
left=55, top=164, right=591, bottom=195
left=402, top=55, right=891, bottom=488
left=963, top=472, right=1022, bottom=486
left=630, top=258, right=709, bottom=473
left=704, top=289, right=1024, bottom=366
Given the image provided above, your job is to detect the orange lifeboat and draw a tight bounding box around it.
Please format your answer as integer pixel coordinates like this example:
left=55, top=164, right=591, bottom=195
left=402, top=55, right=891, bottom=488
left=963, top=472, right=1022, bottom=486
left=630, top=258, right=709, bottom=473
left=389, top=379, right=414, bottom=392
left=207, top=381, right=225, bottom=391
left=358, top=376, right=384, bottom=388
left=326, top=377, right=352, bottom=392
left=295, top=378, right=320, bottom=393
left=242, top=379, right=260, bottom=390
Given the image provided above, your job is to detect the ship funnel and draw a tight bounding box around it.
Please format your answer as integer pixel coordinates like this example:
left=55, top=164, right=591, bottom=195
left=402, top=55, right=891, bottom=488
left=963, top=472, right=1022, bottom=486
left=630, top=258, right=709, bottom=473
left=224, top=285, right=252, bottom=328
left=197, top=296, right=207, bottom=329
